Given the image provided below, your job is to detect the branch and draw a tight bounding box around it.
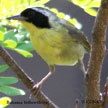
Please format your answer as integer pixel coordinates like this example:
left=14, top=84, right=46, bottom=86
left=102, top=77, right=108, bottom=108
left=0, top=45, right=59, bottom=108
left=85, top=0, right=108, bottom=108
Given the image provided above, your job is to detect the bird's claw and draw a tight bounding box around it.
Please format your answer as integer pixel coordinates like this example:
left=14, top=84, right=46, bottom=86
left=30, top=82, right=42, bottom=98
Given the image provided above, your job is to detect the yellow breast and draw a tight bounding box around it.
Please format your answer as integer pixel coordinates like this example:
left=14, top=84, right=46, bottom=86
left=22, top=22, right=85, bottom=65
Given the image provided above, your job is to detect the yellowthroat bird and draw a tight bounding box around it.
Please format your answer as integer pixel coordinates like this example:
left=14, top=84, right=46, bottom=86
left=7, top=7, right=90, bottom=93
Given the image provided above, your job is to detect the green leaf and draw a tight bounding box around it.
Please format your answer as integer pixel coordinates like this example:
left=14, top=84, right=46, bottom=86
left=86, top=0, right=101, bottom=8
left=16, top=42, right=34, bottom=51
left=27, top=0, right=31, bottom=5
left=15, top=32, right=28, bottom=43
left=70, top=0, right=91, bottom=6
left=4, top=30, right=18, bottom=42
left=0, top=31, right=4, bottom=41
left=14, top=48, right=33, bottom=58
left=0, top=86, right=25, bottom=96
left=84, top=8, right=97, bottom=16
left=0, top=26, right=7, bottom=32
left=0, top=65, right=8, bottom=73
left=3, top=40, right=17, bottom=49
left=35, top=0, right=50, bottom=5
left=68, top=18, right=82, bottom=29
left=68, top=0, right=99, bottom=16
left=0, top=77, right=18, bottom=85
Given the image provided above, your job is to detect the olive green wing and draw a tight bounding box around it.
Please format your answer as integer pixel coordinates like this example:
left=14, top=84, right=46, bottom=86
left=59, top=19, right=91, bottom=53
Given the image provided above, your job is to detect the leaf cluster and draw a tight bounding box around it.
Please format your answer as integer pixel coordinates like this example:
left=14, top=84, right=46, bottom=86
left=0, top=26, right=34, bottom=57
left=69, top=0, right=100, bottom=16
left=0, top=64, right=25, bottom=96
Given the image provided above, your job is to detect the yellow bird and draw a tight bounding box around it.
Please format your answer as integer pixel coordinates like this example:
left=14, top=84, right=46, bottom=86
left=7, top=7, right=90, bottom=94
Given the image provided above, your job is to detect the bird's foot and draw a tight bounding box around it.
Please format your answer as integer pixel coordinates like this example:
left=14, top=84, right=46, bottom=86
left=30, top=82, right=42, bottom=98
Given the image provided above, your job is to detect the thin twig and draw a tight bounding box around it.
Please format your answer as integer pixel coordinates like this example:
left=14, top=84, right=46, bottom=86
left=0, top=46, right=59, bottom=108
left=85, top=0, right=108, bottom=108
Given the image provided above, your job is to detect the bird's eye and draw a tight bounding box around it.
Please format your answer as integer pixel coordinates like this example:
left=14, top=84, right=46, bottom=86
left=27, top=11, right=35, bottom=17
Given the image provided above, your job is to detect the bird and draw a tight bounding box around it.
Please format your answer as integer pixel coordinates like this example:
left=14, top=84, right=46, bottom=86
left=7, top=7, right=90, bottom=94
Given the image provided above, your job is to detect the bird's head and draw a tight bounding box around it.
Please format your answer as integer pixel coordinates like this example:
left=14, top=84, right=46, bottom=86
left=7, top=7, right=58, bottom=29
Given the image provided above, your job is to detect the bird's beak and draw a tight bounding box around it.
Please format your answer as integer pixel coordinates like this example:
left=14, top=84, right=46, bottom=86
left=7, top=15, right=27, bottom=21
